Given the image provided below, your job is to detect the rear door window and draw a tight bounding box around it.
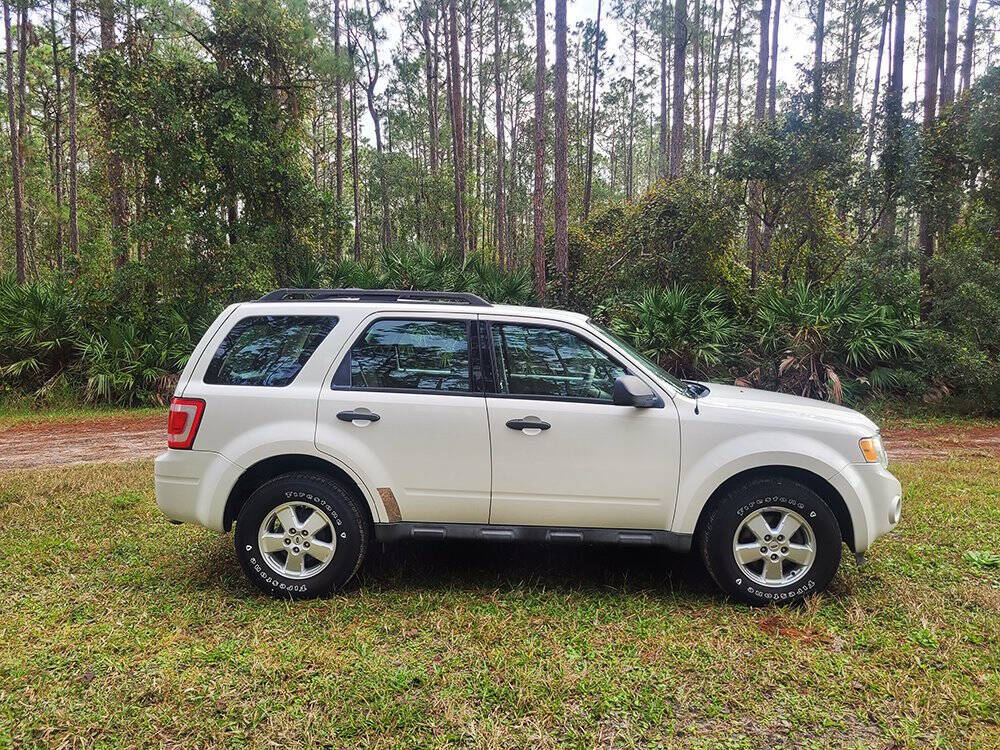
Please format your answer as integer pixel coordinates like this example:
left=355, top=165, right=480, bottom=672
left=334, top=319, right=473, bottom=392
left=205, top=315, right=338, bottom=387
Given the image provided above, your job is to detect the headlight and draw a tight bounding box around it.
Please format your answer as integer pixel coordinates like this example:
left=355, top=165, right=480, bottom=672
left=859, top=435, right=888, bottom=467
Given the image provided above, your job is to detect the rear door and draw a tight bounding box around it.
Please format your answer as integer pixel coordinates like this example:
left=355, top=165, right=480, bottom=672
left=316, top=313, right=491, bottom=523
left=483, top=318, right=679, bottom=529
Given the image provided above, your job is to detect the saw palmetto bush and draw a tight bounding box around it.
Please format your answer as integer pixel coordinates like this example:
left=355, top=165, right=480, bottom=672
left=323, top=245, right=535, bottom=305
left=0, top=277, right=90, bottom=396
left=0, top=276, right=215, bottom=405
left=749, top=281, right=922, bottom=402
left=604, top=285, right=741, bottom=379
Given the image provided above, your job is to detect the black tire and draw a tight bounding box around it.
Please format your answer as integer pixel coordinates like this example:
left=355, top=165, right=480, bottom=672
left=234, top=471, right=369, bottom=599
left=699, top=476, right=842, bottom=606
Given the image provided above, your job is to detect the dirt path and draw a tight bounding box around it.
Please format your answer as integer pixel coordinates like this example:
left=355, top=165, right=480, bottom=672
left=1, top=413, right=999, bottom=470
left=0, top=414, right=164, bottom=470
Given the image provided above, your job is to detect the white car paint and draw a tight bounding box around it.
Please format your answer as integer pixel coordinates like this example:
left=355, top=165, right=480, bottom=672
left=155, top=298, right=901, bottom=557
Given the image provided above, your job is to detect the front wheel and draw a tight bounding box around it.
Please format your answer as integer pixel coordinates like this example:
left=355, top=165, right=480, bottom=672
left=699, top=476, right=842, bottom=606
left=234, top=471, right=369, bottom=599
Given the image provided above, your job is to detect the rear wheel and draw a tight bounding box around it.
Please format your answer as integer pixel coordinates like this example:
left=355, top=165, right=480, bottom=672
left=699, top=476, right=842, bottom=606
left=234, top=471, right=369, bottom=599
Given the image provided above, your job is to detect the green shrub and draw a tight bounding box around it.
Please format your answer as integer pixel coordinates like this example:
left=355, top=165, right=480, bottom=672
left=602, top=285, right=741, bottom=379
left=747, top=281, right=923, bottom=402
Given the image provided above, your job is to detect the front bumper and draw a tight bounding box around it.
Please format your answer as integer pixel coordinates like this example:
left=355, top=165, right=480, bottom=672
left=828, top=462, right=902, bottom=553
left=154, top=449, right=241, bottom=531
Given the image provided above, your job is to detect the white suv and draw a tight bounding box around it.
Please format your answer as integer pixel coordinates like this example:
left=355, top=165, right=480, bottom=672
left=155, top=288, right=902, bottom=605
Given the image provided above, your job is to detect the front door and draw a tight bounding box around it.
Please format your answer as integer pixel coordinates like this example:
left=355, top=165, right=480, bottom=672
left=484, top=320, right=679, bottom=529
left=316, top=315, right=491, bottom=523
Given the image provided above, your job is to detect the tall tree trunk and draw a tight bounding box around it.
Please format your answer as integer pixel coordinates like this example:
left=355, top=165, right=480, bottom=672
left=747, top=0, right=771, bottom=289
left=97, top=0, right=129, bottom=268
left=98, top=0, right=131, bottom=268
left=16, top=3, right=30, bottom=276
left=449, top=0, right=468, bottom=258
left=959, top=0, right=976, bottom=93
left=335, top=0, right=344, bottom=214
left=69, top=0, right=79, bottom=264
left=669, top=0, right=687, bottom=178
left=4, top=0, right=25, bottom=282
left=658, top=0, right=668, bottom=178
left=735, top=0, right=743, bottom=125
left=532, top=0, right=547, bottom=299
left=350, top=44, right=362, bottom=262
left=420, top=2, right=440, bottom=173
left=845, top=0, right=863, bottom=108
left=865, top=0, right=890, bottom=171
left=940, top=0, right=958, bottom=106
left=919, top=0, right=943, bottom=317
left=626, top=8, right=639, bottom=200
left=554, top=0, right=569, bottom=296
left=705, top=0, right=724, bottom=162
left=692, top=0, right=702, bottom=169
left=767, top=0, right=779, bottom=118
left=718, top=8, right=735, bottom=157
left=584, top=0, right=603, bottom=214
left=361, top=0, right=390, bottom=251
left=51, top=0, right=64, bottom=269
left=813, top=0, right=826, bottom=114
left=494, top=0, right=507, bottom=266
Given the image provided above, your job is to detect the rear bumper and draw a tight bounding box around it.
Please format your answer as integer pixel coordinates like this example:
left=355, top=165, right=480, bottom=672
left=828, top=462, right=902, bottom=553
left=154, top=449, right=241, bottom=531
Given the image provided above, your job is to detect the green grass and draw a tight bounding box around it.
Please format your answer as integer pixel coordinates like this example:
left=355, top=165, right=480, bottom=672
left=0, top=459, right=998, bottom=748
left=0, top=404, right=162, bottom=429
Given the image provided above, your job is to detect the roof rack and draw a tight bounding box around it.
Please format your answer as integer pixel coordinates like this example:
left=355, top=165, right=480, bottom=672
left=256, top=288, right=492, bottom=306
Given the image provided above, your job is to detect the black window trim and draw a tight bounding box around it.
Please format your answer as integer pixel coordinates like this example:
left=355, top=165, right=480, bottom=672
left=203, top=313, right=340, bottom=388
left=331, top=315, right=485, bottom=397
left=483, top=320, right=664, bottom=408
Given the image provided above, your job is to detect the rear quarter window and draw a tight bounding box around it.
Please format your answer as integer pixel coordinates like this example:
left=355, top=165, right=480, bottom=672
left=204, top=315, right=338, bottom=387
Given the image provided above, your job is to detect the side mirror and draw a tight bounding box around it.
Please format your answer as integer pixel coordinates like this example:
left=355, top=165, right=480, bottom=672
left=613, top=375, right=660, bottom=408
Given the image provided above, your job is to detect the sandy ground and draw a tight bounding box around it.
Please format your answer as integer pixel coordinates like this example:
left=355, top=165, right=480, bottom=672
left=1, top=413, right=999, bottom=470
left=0, top=415, right=165, bottom=470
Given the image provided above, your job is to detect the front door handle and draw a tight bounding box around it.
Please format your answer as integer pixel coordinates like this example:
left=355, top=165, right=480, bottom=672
left=506, top=417, right=550, bottom=431
left=337, top=410, right=381, bottom=423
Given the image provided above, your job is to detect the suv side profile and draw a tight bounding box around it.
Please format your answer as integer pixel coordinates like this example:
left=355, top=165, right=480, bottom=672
left=155, top=288, right=902, bottom=605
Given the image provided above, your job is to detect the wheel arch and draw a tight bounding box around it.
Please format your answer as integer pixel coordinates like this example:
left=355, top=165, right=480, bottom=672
left=223, top=454, right=378, bottom=532
left=693, top=465, right=856, bottom=552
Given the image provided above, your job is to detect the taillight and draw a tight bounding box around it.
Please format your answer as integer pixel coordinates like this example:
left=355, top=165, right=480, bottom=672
left=167, top=397, right=205, bottom=449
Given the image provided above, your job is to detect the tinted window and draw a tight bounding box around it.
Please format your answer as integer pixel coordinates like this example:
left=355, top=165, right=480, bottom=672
left=346, top=319, right=471, bottom=392
left=492, top=323, right=626, bottom=401
left=205, top=315, right=338, bottom=387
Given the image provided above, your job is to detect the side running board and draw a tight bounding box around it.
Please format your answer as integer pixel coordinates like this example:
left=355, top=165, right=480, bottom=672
left=373, top=522, right=693, bottom=553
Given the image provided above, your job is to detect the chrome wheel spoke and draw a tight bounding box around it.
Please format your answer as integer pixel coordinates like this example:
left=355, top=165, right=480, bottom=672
left=276, top=506, right=299, bottom=533
left=260, top=533, right=286, bottom=553
left=762, top=557, right=784, bottom=582
left=734, top=542, right=765, bottom=564
left=775, top=512, right=802, bottom=541
left=785, top=543, right=814, bottom=566
left=306, top=540, right=335, bottom=563
left=744, top=514, right=773, bottom=542
left=284, top=552, right=305, bottom=574
left=300, top=510, right=328, bottom=537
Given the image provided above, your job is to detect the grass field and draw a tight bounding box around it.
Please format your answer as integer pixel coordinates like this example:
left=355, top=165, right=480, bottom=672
left=1, top=455, right=998, bottom=748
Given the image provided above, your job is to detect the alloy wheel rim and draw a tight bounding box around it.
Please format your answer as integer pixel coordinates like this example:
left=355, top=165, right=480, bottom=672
left=257, top=501, right=337, bottom=580
left=732, top=506, right=816, bottom=588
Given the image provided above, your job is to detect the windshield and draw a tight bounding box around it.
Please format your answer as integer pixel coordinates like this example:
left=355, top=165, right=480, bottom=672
left=589, top=320, right=688, bottom=392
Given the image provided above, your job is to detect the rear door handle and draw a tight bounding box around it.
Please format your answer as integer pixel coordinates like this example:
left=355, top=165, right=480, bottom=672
left=506, top=418, right=550, bottom=431
left=337, top=410, right=380, bottom=423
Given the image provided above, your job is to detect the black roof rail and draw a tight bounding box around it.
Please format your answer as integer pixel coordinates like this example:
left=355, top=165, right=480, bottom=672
left=256, top=288, right=492, bottom=306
